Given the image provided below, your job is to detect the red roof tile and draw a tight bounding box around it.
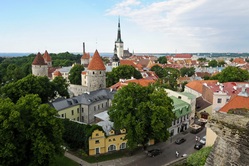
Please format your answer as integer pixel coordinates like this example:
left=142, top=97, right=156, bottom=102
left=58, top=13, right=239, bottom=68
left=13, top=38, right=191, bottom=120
left=43, top=50, right=51, bottom=62
left=81, top=52, right=90, bottom=59
left=110, top=78, right=155, bottom=90
left=186, top=80, right=218, bottom=93
left=174, top=54, right=192, bottom=59
left=87, top=50, right=106, bottom=70
left=32, top=52, right=47, bottom=65
left=120, top=60, right=142, bottom=70
left=219, top=95, right=249, bottom=113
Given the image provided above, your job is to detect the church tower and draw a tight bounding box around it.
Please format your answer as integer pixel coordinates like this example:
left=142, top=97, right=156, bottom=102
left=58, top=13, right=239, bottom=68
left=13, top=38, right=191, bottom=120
left=81, top=42, right=91, bottom=67
left=115, top=17, right=124, bottom=59
left=43, top=50, right=52, bottom=67
left=86, top=50, right=106, bottom=92
left=112, top=44, right=120, bottom=68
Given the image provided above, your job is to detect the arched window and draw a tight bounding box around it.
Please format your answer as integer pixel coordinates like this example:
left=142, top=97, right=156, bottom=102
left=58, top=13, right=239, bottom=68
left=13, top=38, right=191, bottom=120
left=108, top=145, right=116, bottom=152
left=119, top=143, right=126, bottom=150
left=93, top=71, right=95, bottom=75
left=100, top=71, right=101, bottom=74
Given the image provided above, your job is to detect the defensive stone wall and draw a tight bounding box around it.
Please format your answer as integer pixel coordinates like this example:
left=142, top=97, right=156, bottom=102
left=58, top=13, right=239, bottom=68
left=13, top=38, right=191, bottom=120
left=205, top=113, right=249, bottom=166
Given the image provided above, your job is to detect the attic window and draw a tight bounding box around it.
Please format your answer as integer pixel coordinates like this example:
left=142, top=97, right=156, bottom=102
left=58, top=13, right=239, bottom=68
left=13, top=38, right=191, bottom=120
left=67, top=100, right=72, bottom=105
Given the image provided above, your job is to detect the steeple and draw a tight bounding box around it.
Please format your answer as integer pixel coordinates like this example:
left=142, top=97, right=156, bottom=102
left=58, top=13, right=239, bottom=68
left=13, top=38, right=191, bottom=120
left=112, top=45, right=120, bottom=62
left=116, top=17, right=123, bottom=43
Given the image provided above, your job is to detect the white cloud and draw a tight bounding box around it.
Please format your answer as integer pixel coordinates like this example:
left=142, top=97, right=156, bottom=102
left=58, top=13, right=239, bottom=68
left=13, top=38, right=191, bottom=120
left=106, top=0, right=249, bottom=52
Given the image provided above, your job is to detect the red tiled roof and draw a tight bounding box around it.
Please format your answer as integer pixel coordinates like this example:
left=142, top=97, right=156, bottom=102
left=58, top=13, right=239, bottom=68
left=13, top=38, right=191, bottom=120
left=54, top=70, right=62, bottom=76
left=81, top=71, right=86, bottom=75
left=120, top=60, right=142, bottom=70
left=81, top=52, right=90, bottom=59
left=174, top=54, right=192, bottom=59
left=233, top=58, right=246, bottom=64
left=32, top=52, right=47, bottom=65
left=186, top=80, right=218, bottom=93
left=219, top=95, right=249, bottom=113
left=110, top=78, right=155, bottom=90
left=43, top=50, right=51, bottom=62
left=87, top=50, right=106, bottom=70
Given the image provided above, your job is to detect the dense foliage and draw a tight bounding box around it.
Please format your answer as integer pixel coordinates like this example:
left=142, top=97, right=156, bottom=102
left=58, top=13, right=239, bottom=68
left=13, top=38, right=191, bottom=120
left=180, top=67, right=195, bottom=77
left=187, top=146, right=212, bottom=166
left=156, top=56, right=167, bottom=64
left=210, top=66, right=249, bottom=82
left=0, top=94, right=64, bottom=166
left=106, top=65, right=142, bottom=87
left=108, top=83, right=175, bottom=150
left=0, top=74, right=69, bottom=103
left=68, top=64, right=85, bottom=85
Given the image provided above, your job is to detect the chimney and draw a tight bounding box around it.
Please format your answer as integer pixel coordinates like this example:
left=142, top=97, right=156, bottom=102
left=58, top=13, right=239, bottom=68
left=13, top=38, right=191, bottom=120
left=83, top=42, right=85, bottom=54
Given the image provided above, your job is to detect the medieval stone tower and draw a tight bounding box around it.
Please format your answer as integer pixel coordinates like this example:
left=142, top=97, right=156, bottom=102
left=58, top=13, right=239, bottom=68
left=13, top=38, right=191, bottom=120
left=81, top=42, right=91, bottom=67
left=43, top=50, right=52, bottom=67
left=32, top=52, right=48, bottom=77
left=115, top=18, right=124, bottom=59
left=82, top=50, right=106, bottom=92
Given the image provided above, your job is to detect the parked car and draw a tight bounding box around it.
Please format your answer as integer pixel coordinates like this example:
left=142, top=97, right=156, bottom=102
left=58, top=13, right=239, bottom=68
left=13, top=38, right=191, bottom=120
left=147, top=149, right=162, bottom=157
left=194, top=142, right=203, bottom=150
left=175, top=138, right=186, bottom=144
left=200, top=136, right=206, bottom=145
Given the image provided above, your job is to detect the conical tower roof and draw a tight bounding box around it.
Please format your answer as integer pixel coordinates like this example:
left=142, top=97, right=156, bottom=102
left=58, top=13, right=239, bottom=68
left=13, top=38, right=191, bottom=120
left=81, top=52, right=90, bottom=59
left=112, top=45, right=120, bottom=62
left=43, top=50, right=51, bottom=62
left=87, top=50, right=106, bottom=70
left=32, top=52, right=46, bottom=65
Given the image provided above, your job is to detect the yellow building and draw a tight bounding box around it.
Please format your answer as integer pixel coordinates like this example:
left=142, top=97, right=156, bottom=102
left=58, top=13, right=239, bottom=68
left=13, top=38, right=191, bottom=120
left=89, top=129, right=127, bottom=156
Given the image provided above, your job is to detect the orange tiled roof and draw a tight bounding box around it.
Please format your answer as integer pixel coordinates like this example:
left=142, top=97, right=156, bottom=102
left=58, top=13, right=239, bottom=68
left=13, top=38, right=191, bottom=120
left=174, top=54, right=192, bottom=59
left=53, top=70, right=62, bottom=76
left=81, top=71, right=86, bottom=75
left=110, top=78, right=155, bottom=90
left=120, top=60, right=142, bottom=70
left=186, top=80, right=218, bottom=93
left=32, top=52, right=47, bottom=65
left=87, top=50, right=106, bottom=70
left=219, top=95, right=249, bottom=113
left=43, top=50, right=51, bottom=62
left=81, top=52, right=90, bottom=59
left=233, top=58, right=246, bottom=64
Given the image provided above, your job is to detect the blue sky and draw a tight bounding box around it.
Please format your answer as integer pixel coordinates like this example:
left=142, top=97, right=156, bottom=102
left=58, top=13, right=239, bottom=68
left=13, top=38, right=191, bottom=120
left=1, top=0, right=249, bottom=54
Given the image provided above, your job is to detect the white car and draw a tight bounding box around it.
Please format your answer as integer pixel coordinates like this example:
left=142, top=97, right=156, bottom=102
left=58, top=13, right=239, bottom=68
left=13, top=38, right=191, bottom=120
left=200, top=136, right=206, bottom=145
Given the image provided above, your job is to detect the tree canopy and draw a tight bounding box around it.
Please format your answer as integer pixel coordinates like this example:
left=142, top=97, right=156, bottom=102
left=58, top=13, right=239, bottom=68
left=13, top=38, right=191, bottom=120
left=0, top=94, right=64, bottom=166
left=108, top=83, right=175, bottom=150
left=208, top=59, right=218, bottom=67
left=180, top=67, right=195, bottom=77
left=68, top=64, right=85, bottom=85
left=211, top=66, right=249, bottom=83
left=156, top=56, right=167, bottom=64
left=106, top=65, right=142, bottom=87
left=187, top=146, right=212, bottom=166
left=0, top=74, right=69, bottom=103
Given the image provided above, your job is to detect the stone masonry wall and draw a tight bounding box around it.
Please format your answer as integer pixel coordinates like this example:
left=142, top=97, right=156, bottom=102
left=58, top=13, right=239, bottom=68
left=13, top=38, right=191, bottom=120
left=205, top=113, right=249, bottom=166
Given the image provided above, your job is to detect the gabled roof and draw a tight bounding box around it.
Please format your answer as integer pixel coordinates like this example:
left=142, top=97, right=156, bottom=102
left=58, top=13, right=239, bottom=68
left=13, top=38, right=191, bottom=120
left=87, top=50, right=106, bottom=70
left=32, top=52, right=47, bottom=65
left=174, top=54, right=192, bottom=59
left=186, top=80, right=218, bottom=94
left=219, top=95, right=249, bottom=113
left=54, top=70, right=62, bottom=76
left=43, top=50, right=51, bottom=62
left=81, top=52, right=90, bottom=59
left=233, top=58, right=246, bottom=64
left=120, top=60, right=142, bottom=70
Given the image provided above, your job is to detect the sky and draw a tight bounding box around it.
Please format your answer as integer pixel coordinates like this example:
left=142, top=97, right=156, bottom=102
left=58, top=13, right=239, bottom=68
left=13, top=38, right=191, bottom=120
left=0, top=0, right=249, bottom=54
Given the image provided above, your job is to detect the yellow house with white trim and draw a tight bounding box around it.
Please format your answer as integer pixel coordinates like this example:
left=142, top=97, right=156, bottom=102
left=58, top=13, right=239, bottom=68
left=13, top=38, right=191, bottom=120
left=89, top=129, right=127, bottom=156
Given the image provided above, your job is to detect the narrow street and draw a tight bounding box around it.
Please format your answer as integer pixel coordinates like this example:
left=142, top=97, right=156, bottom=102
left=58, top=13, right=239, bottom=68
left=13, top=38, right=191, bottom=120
left=125, top=128, right=206, bottom=166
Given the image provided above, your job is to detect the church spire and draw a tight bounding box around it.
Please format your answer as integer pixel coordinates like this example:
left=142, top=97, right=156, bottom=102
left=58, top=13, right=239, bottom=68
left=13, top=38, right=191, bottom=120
left=116, top=17, right=123, bottom=43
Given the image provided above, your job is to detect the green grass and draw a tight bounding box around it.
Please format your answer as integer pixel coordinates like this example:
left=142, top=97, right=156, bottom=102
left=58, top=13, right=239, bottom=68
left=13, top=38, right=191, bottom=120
left=51, top=155, right=79, bottom=166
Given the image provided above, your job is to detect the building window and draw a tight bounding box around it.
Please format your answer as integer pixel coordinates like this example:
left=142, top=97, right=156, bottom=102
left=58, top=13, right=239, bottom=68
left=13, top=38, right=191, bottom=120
left=120, top=143, right=126, bottom=150
left=217, top=98, right=222, bottom=103
left=109, top=139, right=111, bottom=142
left=77, top=117, right=79, bottom=121
left=120, top=137, right=123, bottom=140
left=65, top=113, right=66, bottom=118
left=102, top=103, right=103, bottom=108
left=81, top=108, right=84, bottom=112
left=95, top=140, right=100, bottom=144
left=98, top=105, right=100, bottom=109
left=82, top=116, right=84, bottom=122
left=108, top=145, right=116, bottom=152
left=77, top=108, right=79, bottom=113
left=61, top=114, right=64, bottom=118
left=113, top=138, right=115, bottom=141
left=94, top=106, right=96, bottom=111
left=71, top=110, right=74, bottom=115
left=96, top=133, right=99, bottom=136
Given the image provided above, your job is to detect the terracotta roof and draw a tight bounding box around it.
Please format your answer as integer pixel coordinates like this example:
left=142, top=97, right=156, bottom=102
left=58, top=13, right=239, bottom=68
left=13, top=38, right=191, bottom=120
left=186, top=80, right=218, bottom=93
left=120, top=60, right=142, bottom=70
left=53, top=70, right=62, bottom=76
left=87, top=50, right=106, bottom=70
left=174, top=54, right=192, bottom=59
left=81, top=52, right=90, bottom=59
left=43, top=50, right=51, bottom=62
left=233, top=58, right=246, bottom=64
left=81, top=71, right=87, bottom=75
left=32, top=52, right=47, bottom=65
left=219, top=95, right=249, bottom=113
left=110, top=78, right=155, bottom=90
